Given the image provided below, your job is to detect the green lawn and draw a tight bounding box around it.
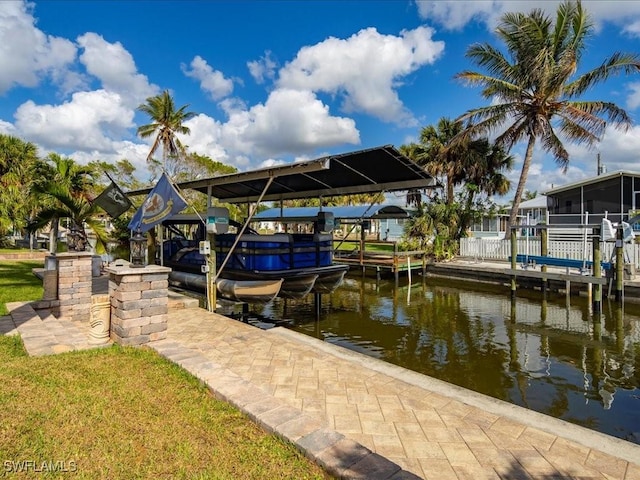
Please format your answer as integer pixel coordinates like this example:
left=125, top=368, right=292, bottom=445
left=0, top=261, right=43, bottom=315
left=0, top=261, right=329, bottom=479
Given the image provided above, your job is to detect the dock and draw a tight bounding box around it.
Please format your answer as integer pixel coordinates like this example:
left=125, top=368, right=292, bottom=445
left=335, top=249, right=427, bottom=282
left=4, top=295, right=640, bottom=479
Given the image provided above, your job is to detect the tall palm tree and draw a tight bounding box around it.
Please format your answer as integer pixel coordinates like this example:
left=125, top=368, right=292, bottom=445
left=417, top=118, right=468, bottom=205
left=455, top=0, right=640, bottom=228
left=137, top=90, right=196, bottom=177
left=137, top=90, right=196, bottom=262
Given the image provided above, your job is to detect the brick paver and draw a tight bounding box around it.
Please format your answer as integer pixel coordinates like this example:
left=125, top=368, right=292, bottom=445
left=157, top=307, right=640, bottom=480
left=7, top=297, right=640, bottom=479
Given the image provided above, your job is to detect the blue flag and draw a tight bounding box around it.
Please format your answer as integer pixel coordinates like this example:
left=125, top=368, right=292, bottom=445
left=128, top=173, right=187, bottom=233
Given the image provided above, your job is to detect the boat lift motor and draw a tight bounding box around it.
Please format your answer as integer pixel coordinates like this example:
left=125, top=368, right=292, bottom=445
left=206, top=207, right=229, bottom=234
left=316, top=211, right=334, bottom=233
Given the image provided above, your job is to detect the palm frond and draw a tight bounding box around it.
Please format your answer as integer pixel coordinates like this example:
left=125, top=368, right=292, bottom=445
left=565, top=52, right=640, bottom=97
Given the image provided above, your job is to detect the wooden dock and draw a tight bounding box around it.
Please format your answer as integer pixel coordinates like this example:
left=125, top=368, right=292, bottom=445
left=335, top=251, right=427, bottom=281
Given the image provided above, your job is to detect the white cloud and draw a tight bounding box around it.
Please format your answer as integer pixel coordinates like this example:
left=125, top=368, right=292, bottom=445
left=182, top=55, right=233, bottom=101
left=15, top=89, right=134, bottom=152
left=68, top=140, right=152, bottom=176
left=415, top=1, right=640, bottom=33
left=4, top=29, right=160, bottom=164
left=626, top=82, right=640, bottom=110
left=0, top=119, right=18, bottom=136
left=415, top=1, right=500, bottom=31
left=247, top=51, right=278, bottom=84
left=588, top=125, right=640, bottom=172
left=277, top=26, right=445, bottom=125
left=221, top=88, right=360, bottom=157
left=0, top=1, right=76, bottom=94
left=77, top=32, right=158, bottom=107
left=178, top=113, right=234, bottom=165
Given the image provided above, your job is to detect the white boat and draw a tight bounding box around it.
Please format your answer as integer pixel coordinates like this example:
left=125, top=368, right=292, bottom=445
left=216, top=278, right=283, bottom=304
left=167, top=270, right=283, bottom=304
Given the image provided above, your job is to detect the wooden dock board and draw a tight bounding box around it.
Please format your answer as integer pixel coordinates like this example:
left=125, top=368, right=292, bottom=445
left=505, top=269, right=608, bottom=285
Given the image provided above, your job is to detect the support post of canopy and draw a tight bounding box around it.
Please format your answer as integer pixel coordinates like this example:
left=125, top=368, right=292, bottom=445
left=207, top=185, right=216, bottom=312
left=214, top=176, right=275, bottom=283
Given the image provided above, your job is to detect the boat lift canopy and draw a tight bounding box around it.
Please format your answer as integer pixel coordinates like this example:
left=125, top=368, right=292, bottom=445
left=127, top=145, right=440, bottom=203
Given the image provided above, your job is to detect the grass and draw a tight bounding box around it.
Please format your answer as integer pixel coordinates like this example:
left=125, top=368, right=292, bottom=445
left=0, top=261, right=44, bottom=315
left=0, top=338, right=328, bottom=479
left=0, top=261, right=329, bottom=479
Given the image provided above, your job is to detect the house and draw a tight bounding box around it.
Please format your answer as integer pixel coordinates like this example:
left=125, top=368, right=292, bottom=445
left=468, top=196, right=548, bottom=239
left=544, top=170, right=640, bottom=226
left=461, top=171, right=640, bottom=263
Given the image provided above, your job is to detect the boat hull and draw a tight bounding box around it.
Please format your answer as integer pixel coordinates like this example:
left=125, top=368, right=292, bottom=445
left=216, top=278, right=283, bottom=303
left=168, top=270, right=282, bottom=304
left=218, top=269, right=318, bottom=299
left=311, top=264, right=349, bottom=294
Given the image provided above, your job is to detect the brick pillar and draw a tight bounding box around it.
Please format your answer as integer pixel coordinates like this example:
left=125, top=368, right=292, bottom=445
left=54, top=252, right=93, bottom=321
left=105, top=265, right=170, bottom=346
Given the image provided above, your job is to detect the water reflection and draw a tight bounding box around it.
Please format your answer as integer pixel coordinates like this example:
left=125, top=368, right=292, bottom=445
left=255, top=276, right=640, bottom=444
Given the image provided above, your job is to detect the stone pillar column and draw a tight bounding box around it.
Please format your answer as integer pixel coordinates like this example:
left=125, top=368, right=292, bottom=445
left=54, top=252, right=93, bottom=321
left=105, top=265, right=170, bottom=346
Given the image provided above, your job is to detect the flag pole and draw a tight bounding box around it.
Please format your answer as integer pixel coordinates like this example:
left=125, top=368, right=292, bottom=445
left=162, top=171, right=214, bottom=310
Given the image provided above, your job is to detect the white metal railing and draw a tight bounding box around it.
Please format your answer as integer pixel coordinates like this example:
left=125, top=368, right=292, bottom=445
left=460, top=237, right=640, bottom=268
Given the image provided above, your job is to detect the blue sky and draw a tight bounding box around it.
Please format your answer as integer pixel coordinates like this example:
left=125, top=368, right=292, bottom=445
left=2, top=1, right=640, bottom=200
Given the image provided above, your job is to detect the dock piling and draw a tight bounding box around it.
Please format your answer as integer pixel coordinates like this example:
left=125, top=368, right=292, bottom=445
left=615, top=225, right=624, bottom=303
left=510, top=228, right=517, bottom=298
left=592, top=230, right=602, bottom=313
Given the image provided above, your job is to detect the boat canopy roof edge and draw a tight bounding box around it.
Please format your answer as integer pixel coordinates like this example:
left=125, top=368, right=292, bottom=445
left=127, top=145, right=440, bottom=203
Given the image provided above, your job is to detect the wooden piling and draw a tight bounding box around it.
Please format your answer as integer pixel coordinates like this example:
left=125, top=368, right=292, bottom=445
left=615, top=225, right=624, bottom=303
left=592, top=231, right=602, bottom=313
left=510, top=228, right=517, bottom=298
left=540, top=228, right=548, bottom=294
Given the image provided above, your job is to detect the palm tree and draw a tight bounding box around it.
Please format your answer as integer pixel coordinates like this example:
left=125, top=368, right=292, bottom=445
left=0, top=135, right=39, bottom=242
left=137, top=90, right=196, bottom=178
left=457, top=139, right=513, bottom=237
left=417, top=118, right=468, bottom=205
left=29, top=184, right=108, bottom=253
left=137, top=90, right=196, bottom=262
left=32, top=154, right=97, bottom=253
left=455, top=0, right=640, bottom=228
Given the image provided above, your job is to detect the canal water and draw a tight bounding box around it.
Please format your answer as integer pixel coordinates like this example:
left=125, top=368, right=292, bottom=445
left=251, top=275, right=640, bottom=445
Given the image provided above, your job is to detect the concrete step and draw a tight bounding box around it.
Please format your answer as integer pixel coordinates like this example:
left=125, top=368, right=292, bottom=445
left=7, top=301, right=61, bottom=355
left=168, top=291, right=200, bottom=310
left=40, top=314, right=94, bottom=350
left=7, top=301, right=108, bottom=355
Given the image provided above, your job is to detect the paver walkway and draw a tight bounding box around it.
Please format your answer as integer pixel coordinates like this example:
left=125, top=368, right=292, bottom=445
left=5, top=297, right=640, bottom=479
left=153, top=307, right=640, bottom=480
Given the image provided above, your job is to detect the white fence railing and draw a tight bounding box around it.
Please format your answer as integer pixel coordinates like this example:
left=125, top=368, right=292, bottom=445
left=460, top=237, right=640, bottom=268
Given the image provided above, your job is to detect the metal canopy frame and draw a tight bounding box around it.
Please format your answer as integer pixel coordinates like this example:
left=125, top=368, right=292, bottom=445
left=127, top=145, right=440, bottom=203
